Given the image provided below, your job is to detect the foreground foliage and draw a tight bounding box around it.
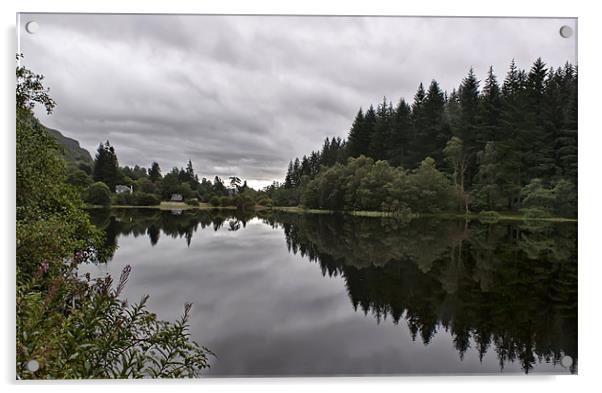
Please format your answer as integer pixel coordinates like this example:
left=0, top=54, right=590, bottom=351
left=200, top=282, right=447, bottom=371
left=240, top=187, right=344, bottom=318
left=17, top=264, right=211, bottom=378
left=16, top=59, right=211, bottom=379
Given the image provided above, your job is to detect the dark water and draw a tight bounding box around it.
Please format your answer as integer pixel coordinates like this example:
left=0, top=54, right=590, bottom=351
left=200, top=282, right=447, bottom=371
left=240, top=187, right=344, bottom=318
left=84, top=208, right=577, bottom=376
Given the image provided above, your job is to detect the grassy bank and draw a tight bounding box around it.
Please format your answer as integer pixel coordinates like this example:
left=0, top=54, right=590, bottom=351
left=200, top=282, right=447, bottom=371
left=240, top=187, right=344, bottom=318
left=271, top=206, right=577, bottom=222
left=85, top=203, right=576, bottom=222
left=86, top=201, right=272, bottom=211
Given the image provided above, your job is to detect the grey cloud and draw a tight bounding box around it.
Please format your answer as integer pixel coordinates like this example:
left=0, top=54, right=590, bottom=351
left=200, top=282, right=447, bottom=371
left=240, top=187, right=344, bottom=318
left=19, top=14, right=576, bottom=187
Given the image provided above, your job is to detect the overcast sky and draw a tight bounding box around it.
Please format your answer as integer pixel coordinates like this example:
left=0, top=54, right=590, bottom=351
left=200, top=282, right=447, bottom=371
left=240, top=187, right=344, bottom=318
left=18, top=14, right=576, bottom=189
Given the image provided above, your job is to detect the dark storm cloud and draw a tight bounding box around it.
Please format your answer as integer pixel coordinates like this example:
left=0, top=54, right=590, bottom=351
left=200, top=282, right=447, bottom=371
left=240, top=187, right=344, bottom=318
left=18, top=14, right=576, bottom=188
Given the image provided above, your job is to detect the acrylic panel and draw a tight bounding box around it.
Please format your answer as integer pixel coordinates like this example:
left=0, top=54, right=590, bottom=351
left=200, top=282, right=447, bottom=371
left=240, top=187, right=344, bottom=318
left=16, top=14, right=577, bottom=378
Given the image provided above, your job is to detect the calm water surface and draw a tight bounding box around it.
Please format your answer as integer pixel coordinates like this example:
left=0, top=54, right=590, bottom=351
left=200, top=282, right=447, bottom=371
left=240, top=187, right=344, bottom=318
left=84, top=209, right=577, bottom=376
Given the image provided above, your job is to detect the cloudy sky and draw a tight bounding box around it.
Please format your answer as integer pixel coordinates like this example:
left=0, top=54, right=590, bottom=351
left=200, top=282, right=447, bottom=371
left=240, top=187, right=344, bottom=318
left=18, top=14, right=576, bottom=189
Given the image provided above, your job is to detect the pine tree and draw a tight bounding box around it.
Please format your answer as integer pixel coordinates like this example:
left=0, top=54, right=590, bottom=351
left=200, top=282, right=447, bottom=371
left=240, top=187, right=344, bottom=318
left=497, top=60, right=528, bottom=209
left=410, top=80, right=449, bottom=166
left=362, top=106, right=377, bottom=156
left=347, top=109, right=368, bottom=158
left=386, top=98, right=413, bottom=167
left=524, top=58, right=554, bottom=180
left=309, top=150, right=321, bottom=177
left=502, top=59, right=521, bottom=97
left=178, top=159, right=199, bottom=188
left=292, top=158, right=301, bottom=188
left=93, top=141, right=120, bottom=191
left=412, top=82, right=426, bottom=115
left=284, top=160, right=294, bottom=189
left=149, top=162, right=162, bottom=182
left=368, top=97, right=393, bottom=161
left=478, top=66, right=502, bottom=143
left=554, top=65, right=578, bottom=183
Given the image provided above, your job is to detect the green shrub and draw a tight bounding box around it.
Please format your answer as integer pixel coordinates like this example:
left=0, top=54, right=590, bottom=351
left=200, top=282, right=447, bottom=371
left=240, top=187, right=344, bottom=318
left=256, top=197, right=273, bottom=207
left=478, top=210, right=501, bottom=223
left=17, top=63, right=212, bottom=378
left=209, top=196, right=220, bottom=207
left=84, top=182, right=112, bottom=206
left=66, top=168, right=93, bottom=189
left=134, top=192, right=160, bottom=206
left=478, top=210, right=501, bottom=218
left=135, top=178, right=157, bottom=194
left=219, top=196, right=233, bottom=207
left=17, top=265, right=212, bottom=379
left=185, top=197, right=200, bottom=206
left=112, top=192, right=159, bottom=206
left=112, top=192, right=134, bottom=206
left=233, top=194, right=255, bottom=211
left=521, top=207, right=552, bottom=219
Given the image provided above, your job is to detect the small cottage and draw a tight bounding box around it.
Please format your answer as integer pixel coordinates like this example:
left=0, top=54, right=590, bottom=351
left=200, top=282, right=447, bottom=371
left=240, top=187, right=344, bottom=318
left=115, top=185, right=133, bottom=194
left=170, top=193, right=183, bottom=202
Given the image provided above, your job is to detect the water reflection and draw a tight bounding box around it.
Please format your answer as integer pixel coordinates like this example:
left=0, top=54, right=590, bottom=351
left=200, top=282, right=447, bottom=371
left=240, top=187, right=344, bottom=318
left=88, top=209, right=577, bottom=375
left=89, top=208, right=255, bottom=250
left=274, top=213, right=577, bottom=374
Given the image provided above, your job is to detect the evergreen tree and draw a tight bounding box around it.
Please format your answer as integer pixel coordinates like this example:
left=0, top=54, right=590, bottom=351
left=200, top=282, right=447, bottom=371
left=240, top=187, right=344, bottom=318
left=554, top=64, right=578, bottom=183
left=92, top=141, right=120, bottom=191
left=496, top=59, right=528, bottom=209
left=212, top=176, right=227, bottom=196
left=410, top=80, right=449, bottom=166
left=478, top=66, right=502, bottom=143
left=292, top=158, right=301, bottom=188
left=309, top=150, right=321, bottom=177
left=179, top=159, right=199, bottom=188
left=368, top=98, right=394, bottom=161
left=347, top=109, right=367, bottom=158
left=386, top=99, right=413, bottom=167
left=524, top=58, right=554, bottom=180
left=456, top=68, right=481, bottom=186
left=284, top=160, right=294, bottom=189
left=149, top=161, right=162, bottom=182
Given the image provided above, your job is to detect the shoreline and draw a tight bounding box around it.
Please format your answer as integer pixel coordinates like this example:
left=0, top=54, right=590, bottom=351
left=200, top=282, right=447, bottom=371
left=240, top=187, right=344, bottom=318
left=272, top=206, right=577, bottom=222
left=86, top=203, right=577, bottom=222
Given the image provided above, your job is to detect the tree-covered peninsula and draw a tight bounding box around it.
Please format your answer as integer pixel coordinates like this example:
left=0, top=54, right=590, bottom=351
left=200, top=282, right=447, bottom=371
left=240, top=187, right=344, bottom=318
left=268, top=58, right=577, bottom=219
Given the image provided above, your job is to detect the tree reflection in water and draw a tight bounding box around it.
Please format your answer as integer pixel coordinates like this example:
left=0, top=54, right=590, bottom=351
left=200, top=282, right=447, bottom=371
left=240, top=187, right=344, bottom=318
left=89, top=208, right=577, bottom=374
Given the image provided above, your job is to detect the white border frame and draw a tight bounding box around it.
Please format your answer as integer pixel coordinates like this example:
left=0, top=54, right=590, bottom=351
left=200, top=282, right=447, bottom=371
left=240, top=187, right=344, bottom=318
left=2, top=1, right=599, bottom=392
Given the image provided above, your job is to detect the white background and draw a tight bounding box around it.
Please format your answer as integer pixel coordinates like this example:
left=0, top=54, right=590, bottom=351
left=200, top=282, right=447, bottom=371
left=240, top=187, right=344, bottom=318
left=1, top=0, right=599, bottom=392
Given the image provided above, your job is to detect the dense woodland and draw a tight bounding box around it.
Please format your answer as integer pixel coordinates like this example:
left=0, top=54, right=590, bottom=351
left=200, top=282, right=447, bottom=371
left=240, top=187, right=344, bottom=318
left=66, top=139, right=272, bottom=211
left=271, top=58, right=577, bottom=217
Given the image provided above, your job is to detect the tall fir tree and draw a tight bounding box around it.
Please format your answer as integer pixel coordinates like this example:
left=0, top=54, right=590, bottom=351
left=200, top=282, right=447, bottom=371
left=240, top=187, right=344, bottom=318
left=368, top=97, right=393, bottom=161
left=93, top=140, right=120, bottom=191
left=149, top=161, right=162, bottom=182
left=456, top=68, right=481, bottom=186
left=284, top=160, right=294, bottom=189
left=478, top=66, right=502, bottom=143
left=386, top=99, right=413, bottom=167
left=347, top=108, right=368, bottom=158
left=410, top=80, right=449, bottom=166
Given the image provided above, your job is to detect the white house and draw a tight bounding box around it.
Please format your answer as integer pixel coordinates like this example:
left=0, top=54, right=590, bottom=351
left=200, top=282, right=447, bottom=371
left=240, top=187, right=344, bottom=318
left=115, top=185, right=133, bottom=194
left=170, top=193, right=183, bottom=202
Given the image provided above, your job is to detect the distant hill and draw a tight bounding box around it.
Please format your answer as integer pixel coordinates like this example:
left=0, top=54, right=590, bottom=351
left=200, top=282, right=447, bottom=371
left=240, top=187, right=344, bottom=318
left=44, top=126, right=93, bottom=166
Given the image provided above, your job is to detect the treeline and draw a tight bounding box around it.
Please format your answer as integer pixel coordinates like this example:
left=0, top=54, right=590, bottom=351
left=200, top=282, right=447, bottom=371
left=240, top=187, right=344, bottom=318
left=271, top=58, right=577, bottom=217
left=70, top=141, right=273, bottom=210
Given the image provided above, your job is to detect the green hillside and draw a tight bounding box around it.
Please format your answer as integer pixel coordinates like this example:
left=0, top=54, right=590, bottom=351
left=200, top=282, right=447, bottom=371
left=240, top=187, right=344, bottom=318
left=44, top=126, right=93, bottom=165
